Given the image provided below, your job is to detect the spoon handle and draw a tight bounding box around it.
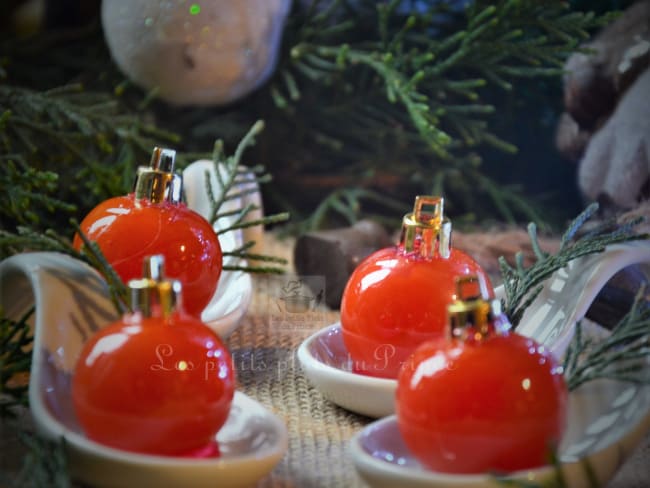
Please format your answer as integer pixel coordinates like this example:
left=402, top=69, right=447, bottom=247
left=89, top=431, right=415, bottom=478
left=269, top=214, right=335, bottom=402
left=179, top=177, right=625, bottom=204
left=512, top=240, right=650, bottom=359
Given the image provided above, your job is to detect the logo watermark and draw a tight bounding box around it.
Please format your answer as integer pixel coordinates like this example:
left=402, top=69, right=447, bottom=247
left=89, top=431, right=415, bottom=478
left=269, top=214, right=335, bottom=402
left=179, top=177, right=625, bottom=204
left=255, top=274, right=329, bottom=331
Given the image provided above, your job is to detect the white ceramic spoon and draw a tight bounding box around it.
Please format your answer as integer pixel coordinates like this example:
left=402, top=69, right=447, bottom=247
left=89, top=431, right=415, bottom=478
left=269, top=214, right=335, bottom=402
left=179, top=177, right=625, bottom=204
left=350, top=373, right=650, bottom=488
left=0, top=252, right=287, bottom=488
left=513, top=240, right=650, bottom=359
left=298, top=240, right=650, bottom=418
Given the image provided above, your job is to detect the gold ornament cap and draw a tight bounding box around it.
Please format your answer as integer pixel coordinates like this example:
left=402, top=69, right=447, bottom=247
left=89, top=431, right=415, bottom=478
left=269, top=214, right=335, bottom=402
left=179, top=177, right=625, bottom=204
left=129, top=255, right=182, bottom=318
left=133, top=147, right=183, bottom=203
left=400, top=195, right=451, bottom=259
left=447, top=275, right=505, bottom=339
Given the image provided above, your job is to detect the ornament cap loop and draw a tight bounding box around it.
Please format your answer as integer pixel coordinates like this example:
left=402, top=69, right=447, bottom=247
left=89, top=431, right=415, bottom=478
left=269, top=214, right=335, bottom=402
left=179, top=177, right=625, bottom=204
left=447, top=275, right=506, bottom=339
left=400, top=195, right=451, bottom=258
left=128, top=255, right=182, bottom=318
left=150, top=147, right=175, bottom=172
left=134, top=147, right=182, bottom=204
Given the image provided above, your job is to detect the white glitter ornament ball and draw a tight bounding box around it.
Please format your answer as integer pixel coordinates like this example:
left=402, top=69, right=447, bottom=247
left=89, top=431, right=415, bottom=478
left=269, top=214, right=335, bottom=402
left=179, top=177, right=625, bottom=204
left=101, top=0, right=292, bottom=106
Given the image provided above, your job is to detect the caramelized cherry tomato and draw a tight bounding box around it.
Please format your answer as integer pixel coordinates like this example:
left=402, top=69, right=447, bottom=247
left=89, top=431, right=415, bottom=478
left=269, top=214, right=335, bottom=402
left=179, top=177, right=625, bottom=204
left=340, top=246, right=491, bottom=378
left=73, top=195, right=222, bottom=317
left=396, top=333, right=568, bottom=473
left=72, top=312, right=235, bottom=456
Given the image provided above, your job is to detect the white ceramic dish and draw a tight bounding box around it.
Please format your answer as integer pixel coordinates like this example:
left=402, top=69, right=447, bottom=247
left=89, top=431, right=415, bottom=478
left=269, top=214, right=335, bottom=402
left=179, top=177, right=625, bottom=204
left=298, top=241, right=650, bottom=418
left=0, top=252, right=286, bottom=488
left=351, top=372, right=650, bottom=488
left=297, top=323, right=396, bottom=418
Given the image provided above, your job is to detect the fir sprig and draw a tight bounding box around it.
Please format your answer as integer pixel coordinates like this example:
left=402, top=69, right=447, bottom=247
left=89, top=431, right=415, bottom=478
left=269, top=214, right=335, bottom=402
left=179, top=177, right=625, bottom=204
left=266, top=0, right=615, bottom=226
left=500, top=203, right=648, bottom=327
left=205, top=121, right=290, bottom=274
left=0, top=155, right=76, bottom=228
left=0, top=308, right=33, bottom=416
left=69, top=221, right=131, bottom=313
left=564, top=287, right=650, bottom=391
left=492, top=291, right=649, bottom=487
left=0, top=426, right=70, bottom=488
left=0, top=83, right=179, bottom=231
left=293, top=187, right=410, bottom=232
left=284, top=1, right=610, bottom=144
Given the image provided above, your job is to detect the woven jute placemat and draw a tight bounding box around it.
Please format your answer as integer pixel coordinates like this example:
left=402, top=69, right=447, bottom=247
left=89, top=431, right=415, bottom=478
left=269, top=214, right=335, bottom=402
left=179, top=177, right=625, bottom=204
left=226, top=307, right=369, bottom=488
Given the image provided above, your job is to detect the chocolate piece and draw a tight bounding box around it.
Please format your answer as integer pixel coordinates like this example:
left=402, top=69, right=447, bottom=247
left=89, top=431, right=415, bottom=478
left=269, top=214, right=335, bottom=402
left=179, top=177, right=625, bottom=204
left=293, top=220, right=393, bottom=309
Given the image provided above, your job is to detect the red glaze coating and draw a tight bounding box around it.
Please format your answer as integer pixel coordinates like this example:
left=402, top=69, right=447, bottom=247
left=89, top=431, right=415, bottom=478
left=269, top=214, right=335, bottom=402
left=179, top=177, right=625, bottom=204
left=74, top=195, right=222, bottom=317
left=396, top=333, right=568, bottom=473
left=340, top=246, right=491, bottom=378
left=72, top=312, right=235, bottom=456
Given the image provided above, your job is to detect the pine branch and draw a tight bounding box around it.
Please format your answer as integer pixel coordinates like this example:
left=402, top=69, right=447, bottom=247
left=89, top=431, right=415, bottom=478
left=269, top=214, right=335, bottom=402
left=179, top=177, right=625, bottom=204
left=0, top=426, right=70, bottom=488
left=564, top=286, right=650, bottom=391
left=285, top=0, right=610, bottom=156
left=222, top=264, right=287, bottom=274
left=0, top=83, right=180, bottom=231
left=215, top=213, right=291, bottom=237
left=0, top=155, right=76, bottom=228
left=500, top=204, right=648, bottom=327
left=206, top=121, right=265, bottom=223
left=467, top=169, right=545, bottom=226
left=269, top=0, right=615, bottom=225
left=68, top=221, right=131, bottom=313
left=0, top=308, right=33, bottom=416
left=286, top=186, right=409, bottom=233
left=202, top=120, right=290, bottom=273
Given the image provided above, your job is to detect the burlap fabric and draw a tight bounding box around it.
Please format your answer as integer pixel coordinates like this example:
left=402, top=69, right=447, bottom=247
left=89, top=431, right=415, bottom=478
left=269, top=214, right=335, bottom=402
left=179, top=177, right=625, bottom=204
left=226, top=311, right=366, bottom=488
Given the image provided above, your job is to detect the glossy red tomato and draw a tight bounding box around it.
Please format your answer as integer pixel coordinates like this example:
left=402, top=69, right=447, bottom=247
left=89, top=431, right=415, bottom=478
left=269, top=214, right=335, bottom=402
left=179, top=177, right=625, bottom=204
left=396, top=333, right=568, bottom=473
left=72, top=312, right=235, bottom=456
left=73, top=195, right=222, bottom=317
left=340, top=246, right=491, bottom=378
